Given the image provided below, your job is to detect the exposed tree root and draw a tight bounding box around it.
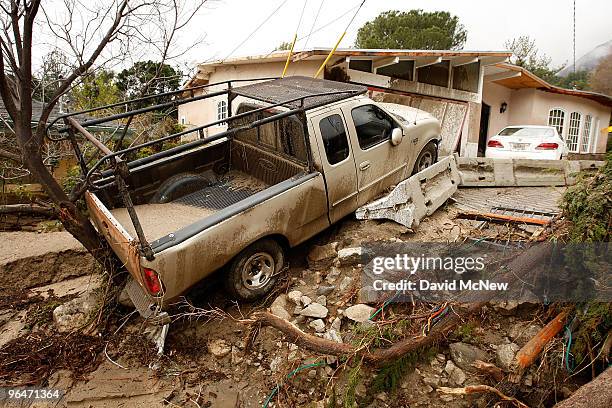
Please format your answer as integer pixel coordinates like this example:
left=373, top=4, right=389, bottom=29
left=248, top=302, right=486, bottom=367
left=472, top=360, right=504, bottom=382
left=438, top=385, right=530, bottom=408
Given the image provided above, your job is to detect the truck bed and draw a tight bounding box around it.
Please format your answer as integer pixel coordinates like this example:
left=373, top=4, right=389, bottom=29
left=111, top=170, right=269, bottom=241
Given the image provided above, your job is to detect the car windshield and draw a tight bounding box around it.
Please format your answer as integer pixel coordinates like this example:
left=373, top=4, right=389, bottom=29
left=498, top=127, right=554, bottom=137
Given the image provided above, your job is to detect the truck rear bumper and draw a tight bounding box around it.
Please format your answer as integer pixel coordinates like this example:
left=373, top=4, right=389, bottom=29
left=124, top=278, right=170, bottom=325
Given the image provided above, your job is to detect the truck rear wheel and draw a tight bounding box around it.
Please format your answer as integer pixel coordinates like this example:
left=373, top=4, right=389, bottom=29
left=412, top=141, right=438, bottom=175
left=225, top=239, right=284, bottom=301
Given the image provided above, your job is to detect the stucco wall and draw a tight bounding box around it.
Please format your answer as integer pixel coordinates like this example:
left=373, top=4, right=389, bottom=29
left=484, top=85, right=610, bottom=153
left=178, top=60, right=322, bottom=140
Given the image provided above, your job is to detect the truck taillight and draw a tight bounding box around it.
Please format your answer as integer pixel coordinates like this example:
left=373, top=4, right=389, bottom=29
left=535, top=142, right=559, bottom=150
left=143, top=268, right=163, bottom=296
left=487, top=139, right=503, bottom=148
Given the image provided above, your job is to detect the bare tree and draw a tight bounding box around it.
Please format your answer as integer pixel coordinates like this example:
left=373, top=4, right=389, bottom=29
left=0, top=0, right=207, bottom=266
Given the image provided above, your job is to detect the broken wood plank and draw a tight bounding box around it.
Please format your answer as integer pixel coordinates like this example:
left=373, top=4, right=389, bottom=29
left=457, top=209, right=551, bottom=226
left=515, top=310, right=569, bottom=370
left=438, top=385, right=530, bottom=408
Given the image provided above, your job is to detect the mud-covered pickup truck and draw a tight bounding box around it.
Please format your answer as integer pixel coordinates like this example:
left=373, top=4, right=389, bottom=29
left=59, top=76, right=440, bottom=323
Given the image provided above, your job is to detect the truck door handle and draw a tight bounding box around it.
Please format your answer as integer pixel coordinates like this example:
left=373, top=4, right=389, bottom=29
left=359, top=161, right=371, bottom=171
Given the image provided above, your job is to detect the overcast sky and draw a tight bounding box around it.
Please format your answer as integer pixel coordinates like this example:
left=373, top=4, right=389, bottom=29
left=180, top=0, right=612, bottom=68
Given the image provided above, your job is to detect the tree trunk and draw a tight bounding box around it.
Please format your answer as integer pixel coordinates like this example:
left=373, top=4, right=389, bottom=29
left=15, top=124, right=119, bottom=272
left=553, top=366, right=612, bottom=408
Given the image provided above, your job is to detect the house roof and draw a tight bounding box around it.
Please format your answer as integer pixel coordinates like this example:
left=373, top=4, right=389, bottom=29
left=187, top=48, right=512, bottom=87
left=485, top=63, right=612, bottom=107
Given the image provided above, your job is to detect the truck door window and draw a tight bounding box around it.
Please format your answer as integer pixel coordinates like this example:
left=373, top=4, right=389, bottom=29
left=351, top=105, right=396, bottom=150
left=319, top=114, right=350, bottom=165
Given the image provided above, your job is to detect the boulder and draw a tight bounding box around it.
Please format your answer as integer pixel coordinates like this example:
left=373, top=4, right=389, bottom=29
left=444, top=360, right=466, bottom=385
left=309, top=319, right=326, bottom=333
left=323, top=329, right=342, bottom=343
left=52, top=291, right=99, bottom=333
left=307, top=242, right=338, bottom=269
left=287, top=290, right=303, bottom=305
left=316, top=285, right=335, bottom=296
left=337, top=247, right=362, bottom=266
left=270, top=294, right=291, bottom=321
left=315, top=295, right=327, bottom=306
left=300, top=295, right=312, bottom=306
left=338, top=276, right=354, bottom=292
left=496, top=343, right=520, bottom=369
left=345, top=304, right=375, bottom=323
left=299, top=303, right=328, bottom=319
left=449, top=342, right=489, bottom=371
left=509, top=322, right=542, bottom=345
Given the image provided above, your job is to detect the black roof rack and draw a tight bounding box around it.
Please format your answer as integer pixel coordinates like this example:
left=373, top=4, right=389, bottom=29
left=232, top=76, right=367, bottom=109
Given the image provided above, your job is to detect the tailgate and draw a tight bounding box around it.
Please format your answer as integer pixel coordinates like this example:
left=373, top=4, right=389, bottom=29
left=85, top=191, right=144, bottom=286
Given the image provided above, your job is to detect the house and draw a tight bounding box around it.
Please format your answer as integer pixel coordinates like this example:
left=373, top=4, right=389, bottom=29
left=482, top=63, right=611, bottom=158
left=179, top=48, right=612, bottom=158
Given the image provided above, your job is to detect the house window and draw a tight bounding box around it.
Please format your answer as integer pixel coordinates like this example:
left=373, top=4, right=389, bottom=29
left=417, top=60, right=450, bottom=88
left=547, top=109, right=565, bottom=138
left=567, top=111, right=581, bottom=152
left=348, top=59, right=373, bottom=73
left=581, top=114, right=592, bottom=153
left=217, top=100, right=228, bottom=122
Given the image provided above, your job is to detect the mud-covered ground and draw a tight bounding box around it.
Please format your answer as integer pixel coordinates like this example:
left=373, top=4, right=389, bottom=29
left=0, top=187, right=598, bottom=408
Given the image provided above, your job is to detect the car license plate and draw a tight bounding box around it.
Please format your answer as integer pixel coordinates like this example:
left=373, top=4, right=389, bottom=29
left=512, top=143, right=529, bottom=151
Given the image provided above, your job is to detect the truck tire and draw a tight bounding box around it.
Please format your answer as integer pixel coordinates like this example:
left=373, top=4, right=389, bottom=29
left=412, top=141, right=438, bottom=175
left=150, top=172, right=216, bottom=204
left=225, top=239, right=284, bottom=301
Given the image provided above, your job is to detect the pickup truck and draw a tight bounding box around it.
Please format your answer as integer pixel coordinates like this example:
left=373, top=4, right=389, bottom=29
left=60, top=76, right=441, bottom=323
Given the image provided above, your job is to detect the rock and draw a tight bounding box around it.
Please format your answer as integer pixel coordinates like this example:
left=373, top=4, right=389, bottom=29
left=293, top=306, right=303, bottom=315
left=509, top=322, right=542, bottom=345
left=436, top=353, right=446, bottom=363
left=338, top=276, right=354, bottom=292
left=315, top=295, right=327, bottom=306
left=331, top=317, right=342, bottom=331
left=300, top=295, right=312, bottom=306
left=231, top=346, right=243, bottom=364
left=345, top=304, right=375, bottom=323
left=326, top=267, right=341, bottom=283
left=287, top=290, right=303, bottom=305
left=358, top=286, right=379, bottom=304
left=523, top=374, right=533, bottom=387
left=208, top=339, right=231, bottom=358
left=316, top=285, right=335, bottom=296
left=444, top=360, right=466, bottom=385
left=307, top=242, right=338, bottom=269
left=323, top=329, right=343, bottom=343
left=337, top=247, right=362, bottom=266
left=299, top=303, right=328, bottom=319
left=422, top=374, right=441, bottom=387
left=496, top=343, right=520, bottom=369
left=270, top=294, right=291, bottom=320
left=52, top=291, right=99, bottom=333
left=309, top=319, right=326, bottom=333
left=449, top=342, right=489, bottom=371
left=440, top=394, right=454, bottom=402
left=270, top=355, right=283, bottom=372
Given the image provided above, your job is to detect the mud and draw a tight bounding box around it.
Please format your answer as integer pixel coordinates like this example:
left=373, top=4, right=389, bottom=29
left=0, top=232, right=96, bottom=293
left=111, top=203, right=215, bottom=241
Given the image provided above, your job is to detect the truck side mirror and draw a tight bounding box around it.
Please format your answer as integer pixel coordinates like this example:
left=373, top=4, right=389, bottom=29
left=390, top=128, right=403, bottom=146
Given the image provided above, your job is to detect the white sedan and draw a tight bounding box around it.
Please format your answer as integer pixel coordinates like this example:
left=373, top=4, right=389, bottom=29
left=485, top=125, right=567, bottom=160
